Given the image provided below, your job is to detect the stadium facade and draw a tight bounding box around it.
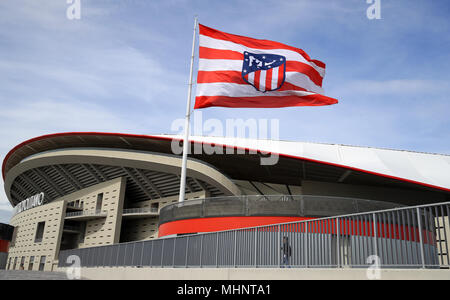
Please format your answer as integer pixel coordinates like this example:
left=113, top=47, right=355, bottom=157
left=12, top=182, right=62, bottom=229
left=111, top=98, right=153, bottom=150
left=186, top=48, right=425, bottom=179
left=2, top=132, right=450, bottom=271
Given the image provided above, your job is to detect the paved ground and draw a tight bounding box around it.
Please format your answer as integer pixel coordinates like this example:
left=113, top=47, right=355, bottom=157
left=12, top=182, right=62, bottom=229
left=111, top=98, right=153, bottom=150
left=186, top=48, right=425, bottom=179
left=0, top=270, right=84, bottom=280
left=58, top=266, right=450, bottom=280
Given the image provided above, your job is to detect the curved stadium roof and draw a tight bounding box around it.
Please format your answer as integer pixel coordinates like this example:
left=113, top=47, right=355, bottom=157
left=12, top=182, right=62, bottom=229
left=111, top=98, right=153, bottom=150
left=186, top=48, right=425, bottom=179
left=3, top=132, right=450, bottom=206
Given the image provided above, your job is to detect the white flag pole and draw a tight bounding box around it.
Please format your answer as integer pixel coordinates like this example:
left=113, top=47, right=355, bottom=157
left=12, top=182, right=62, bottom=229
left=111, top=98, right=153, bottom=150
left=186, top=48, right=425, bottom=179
left=178, top=16, right=198, bottom=203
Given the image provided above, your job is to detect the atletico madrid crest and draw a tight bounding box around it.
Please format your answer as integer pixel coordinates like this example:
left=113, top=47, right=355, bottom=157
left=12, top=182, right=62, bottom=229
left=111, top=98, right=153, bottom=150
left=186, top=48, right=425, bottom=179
left=242, top=51, right=286, bottom=92
left=194, top=24, right=338, bottom=109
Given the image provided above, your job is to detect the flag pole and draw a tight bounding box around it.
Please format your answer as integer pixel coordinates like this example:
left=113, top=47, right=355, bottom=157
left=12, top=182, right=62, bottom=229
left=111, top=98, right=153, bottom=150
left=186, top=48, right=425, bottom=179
left=178, top=16, right=198, bottom=203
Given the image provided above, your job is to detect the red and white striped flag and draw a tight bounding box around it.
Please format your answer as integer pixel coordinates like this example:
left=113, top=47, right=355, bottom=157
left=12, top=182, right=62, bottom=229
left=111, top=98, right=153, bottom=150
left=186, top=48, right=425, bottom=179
left=194, top=24, right=338, bottom=109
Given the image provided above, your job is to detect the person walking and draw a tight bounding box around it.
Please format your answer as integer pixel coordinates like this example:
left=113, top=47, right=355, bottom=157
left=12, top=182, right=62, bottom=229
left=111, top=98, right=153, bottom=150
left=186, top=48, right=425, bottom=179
left=281, top=236, right=292, bottom=268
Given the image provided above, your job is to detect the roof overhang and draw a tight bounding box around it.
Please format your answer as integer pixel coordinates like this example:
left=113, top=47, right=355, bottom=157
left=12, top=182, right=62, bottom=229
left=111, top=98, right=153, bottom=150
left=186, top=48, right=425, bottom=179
left=3, top=132, right=450, bottom=207
left=4, top=147, right=241, bottom=206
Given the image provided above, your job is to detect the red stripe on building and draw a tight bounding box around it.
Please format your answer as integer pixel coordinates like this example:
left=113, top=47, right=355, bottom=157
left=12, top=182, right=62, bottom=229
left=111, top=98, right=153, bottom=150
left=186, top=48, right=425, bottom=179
left=0, top=240, right=9, bottom=253
left=158, top=216, right=312, bottom=237
left=159, top=217, right=435, bottom=245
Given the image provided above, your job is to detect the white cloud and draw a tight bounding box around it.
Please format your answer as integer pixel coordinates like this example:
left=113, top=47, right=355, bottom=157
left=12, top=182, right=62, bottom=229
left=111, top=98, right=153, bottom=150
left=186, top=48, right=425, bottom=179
left=330, top=79, right=450, bottom=97
left=0, top=99, right=134, bottom=134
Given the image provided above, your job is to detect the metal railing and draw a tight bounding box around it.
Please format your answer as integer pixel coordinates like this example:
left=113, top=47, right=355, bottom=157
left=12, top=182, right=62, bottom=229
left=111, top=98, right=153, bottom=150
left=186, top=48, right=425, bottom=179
left=158, top=195, right=403, bottom=225
left=58, top=201, right=450, bottom=269
left=67, top=202, right=83, bottom=210
left=123, top=207, right=159, bottom=215
left=65, top=209, right=107, bottom=218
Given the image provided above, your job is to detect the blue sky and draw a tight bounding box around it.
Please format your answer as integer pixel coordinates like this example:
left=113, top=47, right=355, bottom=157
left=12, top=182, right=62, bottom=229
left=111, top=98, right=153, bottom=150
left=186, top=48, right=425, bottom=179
left=0, top=0, right=449, bottom=222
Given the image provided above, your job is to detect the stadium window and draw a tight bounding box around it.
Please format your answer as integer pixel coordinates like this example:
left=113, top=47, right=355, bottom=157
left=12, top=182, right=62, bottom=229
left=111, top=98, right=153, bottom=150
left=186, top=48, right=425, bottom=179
left=20, top=257, right=25, bottom=270
left=35, top=222, right=45, bottom=243
left=28, top=256, right=34, bottom=270
left=79, top=223, right=86, bottom=244
left=39, top=256, right=46, bottom=271
left=10, top=226, right=18, bottom=247
left=96, top=193, right=104, bottom=211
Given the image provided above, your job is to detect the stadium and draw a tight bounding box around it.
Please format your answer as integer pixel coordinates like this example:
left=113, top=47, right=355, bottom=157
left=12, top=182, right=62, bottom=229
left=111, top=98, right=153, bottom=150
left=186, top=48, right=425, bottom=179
left=2, top=132, right=450, bottom=272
